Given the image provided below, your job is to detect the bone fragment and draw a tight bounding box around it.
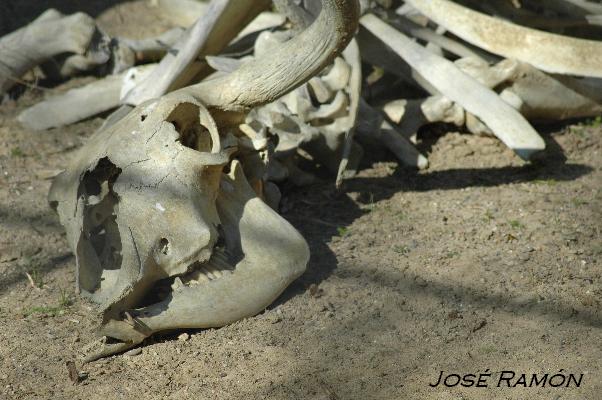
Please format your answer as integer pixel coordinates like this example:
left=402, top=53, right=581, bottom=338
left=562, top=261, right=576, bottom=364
left=120, top=27, right=186, bottom=62
left=154, top=0, right=209, bottom=26
left=205, top=56, right=243, bottom=74
left=335, top=39, right=362, bottom=187
left=183, top=0, right=360, bottom=111
left=388, top=13, right=487, bottom=60
left=559, top=0, right=602, bottom=14
left=380, top=121, right=428, bottom=169
left=274, top=0, right=315, bottom=31
left=357, top=99, right=428, bottom=169
left=455, top=57, right=602, bottom=120
left=0, top=9, right=97, bottom=95
left=18, top=65, right=155, bottom=130
left=155, top=0, right=285, bottom=34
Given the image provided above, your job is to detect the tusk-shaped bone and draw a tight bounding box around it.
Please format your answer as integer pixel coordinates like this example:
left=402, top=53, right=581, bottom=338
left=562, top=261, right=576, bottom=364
left=186, top=0, right=361, bottom=110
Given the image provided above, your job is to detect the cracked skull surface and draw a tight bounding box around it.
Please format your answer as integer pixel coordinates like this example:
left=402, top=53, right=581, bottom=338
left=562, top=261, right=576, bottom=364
left=49, top=0, right=360, bottom=361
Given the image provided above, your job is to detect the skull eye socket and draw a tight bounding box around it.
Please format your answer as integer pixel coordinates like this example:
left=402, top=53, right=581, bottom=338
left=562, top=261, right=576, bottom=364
left=76, top=157, right=123, bottom=294
left=159, top=238, right=170, bottom=255
left=179, top=124, right=213, bottom=153
left=166, top=102, right=216, bottom=153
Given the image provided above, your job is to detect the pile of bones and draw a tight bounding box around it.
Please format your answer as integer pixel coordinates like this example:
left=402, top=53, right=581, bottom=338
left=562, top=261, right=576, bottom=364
left=3, top=0, right=602, bottom=360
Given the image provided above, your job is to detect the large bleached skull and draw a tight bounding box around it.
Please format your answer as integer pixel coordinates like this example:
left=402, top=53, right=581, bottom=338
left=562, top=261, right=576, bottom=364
left=49, top=0, right=360, bottom=361
left=50, top=94, right=231, bottom=320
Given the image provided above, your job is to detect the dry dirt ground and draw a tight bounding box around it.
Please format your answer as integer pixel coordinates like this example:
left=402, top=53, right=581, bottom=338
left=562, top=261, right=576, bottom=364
left=1, top=2, right=601, bottom=399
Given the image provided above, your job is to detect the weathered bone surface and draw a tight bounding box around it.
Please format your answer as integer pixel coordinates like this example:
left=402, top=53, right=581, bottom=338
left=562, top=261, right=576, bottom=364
left=17, top=1, right=282, bottom=130
left=356, top=99, right=428, bottom=170
left=373, top=55, right=602, bottom=141
left=0, top=7, right=187, bottom=99
left=154, top=0, right=209, bottom=26
left=335, top=39, right=362, bottom=187
left=360, top=14, right=546, bottom=160
left=18, top=65, right=155, bottom=130
left=407, top=0, right=602, bottom=78
left=50, top=0, right=360, bottom=361
left=46, top=25, right=186, bottom=80
left=206, top=33, right=365, bottom=186
left=454, top=57, right=602, bottom=121
left=123, top=0, right=272, bottom=106
left=463, top=0, right=602, bottom=30
left=389, top=12, right=488, bottom=61
left=238, top=28, right=364, bottom=187
left=118, top=27, right=186, bottom=66
left=175, top=1, right=365, bottom=185
left=0, top=9, right=97, bottom=95
left=156, top=0, right=285, bottom=36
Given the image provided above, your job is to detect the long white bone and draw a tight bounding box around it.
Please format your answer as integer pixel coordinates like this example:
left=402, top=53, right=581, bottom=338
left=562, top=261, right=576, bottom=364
left=407, top=0, right=602, bottom=78
left=18, top=65, right=155, bottom=130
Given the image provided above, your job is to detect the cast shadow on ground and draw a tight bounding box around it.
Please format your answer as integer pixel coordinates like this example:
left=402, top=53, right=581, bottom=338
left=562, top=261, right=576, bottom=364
left=248, top=264, right=602, bottom=398
left=276, top=132, right=592, bottom=305
left=0, top=130, right=591, bottom=303
left=0, top=252, right=73, bottom=296
left=252, top=129, right=599, bottom=399
left=0, top=205, right=71, bottom=295
left=255, top=129, right=597, bottom=397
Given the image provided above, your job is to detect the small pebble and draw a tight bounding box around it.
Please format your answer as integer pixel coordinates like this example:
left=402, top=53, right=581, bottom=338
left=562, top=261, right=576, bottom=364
left=178, top=333, right=190, bottom=341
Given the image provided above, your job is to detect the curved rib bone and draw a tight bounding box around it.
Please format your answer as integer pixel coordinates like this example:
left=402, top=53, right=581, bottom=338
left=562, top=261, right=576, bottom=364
left=407, top=0, right=602, bottom=78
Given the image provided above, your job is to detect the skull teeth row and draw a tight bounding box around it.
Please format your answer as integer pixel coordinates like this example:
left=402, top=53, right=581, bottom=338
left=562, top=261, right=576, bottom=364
left=171, top=247, right=235, bottom=289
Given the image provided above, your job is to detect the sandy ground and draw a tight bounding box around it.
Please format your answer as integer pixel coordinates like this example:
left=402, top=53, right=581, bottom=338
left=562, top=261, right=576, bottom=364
left=0, top=2, right=601, bottom=399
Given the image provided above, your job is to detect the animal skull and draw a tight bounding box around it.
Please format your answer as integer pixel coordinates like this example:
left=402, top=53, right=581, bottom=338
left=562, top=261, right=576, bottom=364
left=49, top=0, right=360, bottom=361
